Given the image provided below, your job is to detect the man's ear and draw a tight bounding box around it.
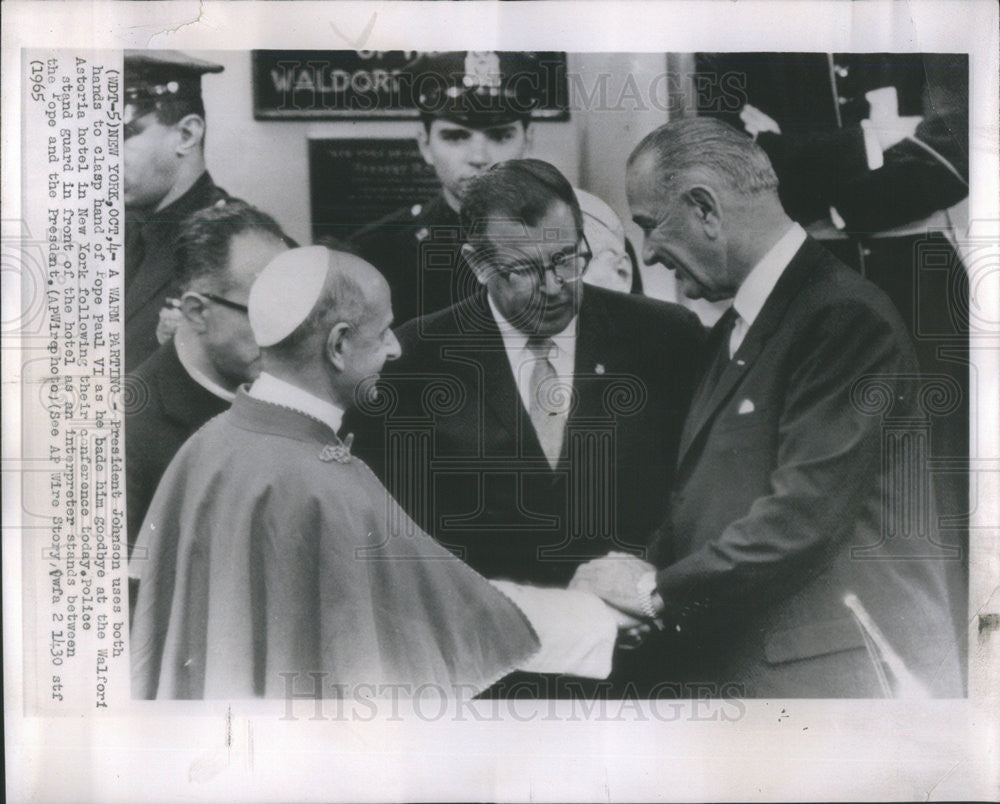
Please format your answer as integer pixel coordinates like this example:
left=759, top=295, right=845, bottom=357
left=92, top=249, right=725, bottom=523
left=175, top=114, right=206, bottom=157
left=324, top=322, right=353, bottom=371
left=685, top=185, right=723, bottom=239
left=180, top=294, right=209, bottom=332
left=461, top=243, right=490, bottom=286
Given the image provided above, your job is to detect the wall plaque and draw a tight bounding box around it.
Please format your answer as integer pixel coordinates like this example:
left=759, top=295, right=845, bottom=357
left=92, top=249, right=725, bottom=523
left=309, top=138, right=442, bottom=241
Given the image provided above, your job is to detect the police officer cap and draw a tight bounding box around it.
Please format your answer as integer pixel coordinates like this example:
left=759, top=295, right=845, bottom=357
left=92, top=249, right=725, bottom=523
left=249, top=246, right=332, bottom=348
left=124, top=50, right=224, bottom=124
left=402, top=51, right=544, bottom=127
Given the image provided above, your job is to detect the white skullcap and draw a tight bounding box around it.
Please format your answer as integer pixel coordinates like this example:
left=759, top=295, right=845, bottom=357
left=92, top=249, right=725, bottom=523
left=249, top=246, right=331, bottom=347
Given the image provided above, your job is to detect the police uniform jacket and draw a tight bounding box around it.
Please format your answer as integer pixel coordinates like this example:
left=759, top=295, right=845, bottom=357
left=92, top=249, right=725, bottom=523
left=351, top=193, right=477, bottom=327
left=124, top=171, right=231, bottom=371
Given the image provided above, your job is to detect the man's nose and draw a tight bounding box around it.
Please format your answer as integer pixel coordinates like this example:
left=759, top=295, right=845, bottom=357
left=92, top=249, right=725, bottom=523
left=541, top=267, right=565, bottom=295
left=467, top=132, right=490, bottom=167
left=641, top=236, right=657, bottom=267
left=385, top=330, right=402, bottom=361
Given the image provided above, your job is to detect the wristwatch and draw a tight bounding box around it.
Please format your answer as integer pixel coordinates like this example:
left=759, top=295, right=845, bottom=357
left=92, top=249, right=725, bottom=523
left=635, top=570, right=664, bottom=620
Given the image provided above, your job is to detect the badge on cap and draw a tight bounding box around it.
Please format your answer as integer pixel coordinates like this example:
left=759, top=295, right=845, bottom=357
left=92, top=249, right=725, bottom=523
left=124, top=51, right=224, bottom=129
left=464, top=52, right=502, bottom=90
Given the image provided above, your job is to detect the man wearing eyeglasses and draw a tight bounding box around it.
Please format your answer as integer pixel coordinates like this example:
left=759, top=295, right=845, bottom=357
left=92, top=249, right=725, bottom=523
left=123, top=51, right=236, bottom=372
left=350, top=51, right=641, bottom=328
left=126, top=201, right=290, bottom=558
left=354, top=160, right=703, bottom=637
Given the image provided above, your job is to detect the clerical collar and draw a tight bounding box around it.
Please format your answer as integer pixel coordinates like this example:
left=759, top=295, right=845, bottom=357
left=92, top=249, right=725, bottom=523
left=732, top=222, right=807, bottom=330
left=248, top=372, right=344, bottom=435
left=174, top=327, right=237, bottom=403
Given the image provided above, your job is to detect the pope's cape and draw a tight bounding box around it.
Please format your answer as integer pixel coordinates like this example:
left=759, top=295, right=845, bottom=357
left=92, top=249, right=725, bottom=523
left=130, top=391, right=540, bottom=699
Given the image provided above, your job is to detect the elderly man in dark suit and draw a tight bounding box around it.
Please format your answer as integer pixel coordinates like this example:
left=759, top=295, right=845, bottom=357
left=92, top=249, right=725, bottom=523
left=694, top=53, right=971, bottom=642
left=571, top=118, right=963, bottom=698
left=353, top=159, right=704, bottom=595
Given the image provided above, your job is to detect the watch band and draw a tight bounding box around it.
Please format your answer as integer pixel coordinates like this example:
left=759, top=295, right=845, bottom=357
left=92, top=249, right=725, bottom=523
left=635, top=571, right=660, bottom=620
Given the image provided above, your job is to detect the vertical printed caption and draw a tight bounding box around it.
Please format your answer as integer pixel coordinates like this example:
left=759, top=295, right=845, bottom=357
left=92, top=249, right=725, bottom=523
left=20, top=51, right=126, bottom=713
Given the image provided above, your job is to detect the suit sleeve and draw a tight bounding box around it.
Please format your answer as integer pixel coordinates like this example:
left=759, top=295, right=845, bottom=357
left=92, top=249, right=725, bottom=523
left=652, top=300, right=917, bottom=632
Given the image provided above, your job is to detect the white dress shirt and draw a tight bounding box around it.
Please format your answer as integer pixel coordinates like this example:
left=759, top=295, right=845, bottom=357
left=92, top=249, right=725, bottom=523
left=134, top=367, right=619, bottom=676
left=729, top=222, right=807, bottom=358
left=487, top=294, right=577, bottom=412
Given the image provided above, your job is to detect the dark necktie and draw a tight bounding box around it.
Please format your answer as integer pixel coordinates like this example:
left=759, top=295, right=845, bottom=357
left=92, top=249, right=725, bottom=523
left=692, top=306, right=739, bottom=410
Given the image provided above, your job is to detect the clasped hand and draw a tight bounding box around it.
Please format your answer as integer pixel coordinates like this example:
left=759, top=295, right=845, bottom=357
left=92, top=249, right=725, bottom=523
left=570, top=552, right=659, bottom=648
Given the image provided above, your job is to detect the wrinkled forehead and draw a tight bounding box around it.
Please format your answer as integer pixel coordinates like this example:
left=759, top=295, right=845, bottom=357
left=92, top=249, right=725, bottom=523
left=625, top=153, right=663, bottom=198
left=337, top=254, right=393, bottom=325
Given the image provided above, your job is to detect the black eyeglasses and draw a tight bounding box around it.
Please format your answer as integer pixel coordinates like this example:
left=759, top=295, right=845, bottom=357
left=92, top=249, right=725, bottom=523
left=185, top=291, right=249, bottom=314
left=490, top=235, right=594, bottom=285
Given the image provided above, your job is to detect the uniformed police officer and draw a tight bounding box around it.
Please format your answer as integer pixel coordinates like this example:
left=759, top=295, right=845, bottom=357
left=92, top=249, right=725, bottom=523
left=350, top=51, right=545, bottom=326
left=124, top=50, right=233, bottom=371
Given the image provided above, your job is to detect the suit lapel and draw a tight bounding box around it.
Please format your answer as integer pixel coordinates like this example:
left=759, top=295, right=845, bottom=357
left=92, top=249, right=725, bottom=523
left=676, top=238, right=823, bottom=468
left=572, top=289, right=611, bottom=421
left=463, top=293, right=535, bottom=455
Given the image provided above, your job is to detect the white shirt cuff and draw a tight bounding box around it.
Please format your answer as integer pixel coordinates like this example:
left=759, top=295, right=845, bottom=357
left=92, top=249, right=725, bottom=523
left=491, top=580, right=618, bottom=679
left=860, top=119, right=885, bottom=171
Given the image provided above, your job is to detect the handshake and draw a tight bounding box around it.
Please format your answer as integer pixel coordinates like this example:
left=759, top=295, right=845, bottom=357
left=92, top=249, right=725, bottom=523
left=569, top=551, right=665, bottom=649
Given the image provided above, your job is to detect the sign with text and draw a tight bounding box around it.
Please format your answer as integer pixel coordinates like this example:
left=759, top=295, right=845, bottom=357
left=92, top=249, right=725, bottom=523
left=252, top=50, right=569, bottom=119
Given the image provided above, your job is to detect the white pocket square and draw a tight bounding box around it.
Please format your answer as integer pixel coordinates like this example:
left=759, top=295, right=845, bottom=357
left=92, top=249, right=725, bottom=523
left=737, top=398, right=755, bottom=415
